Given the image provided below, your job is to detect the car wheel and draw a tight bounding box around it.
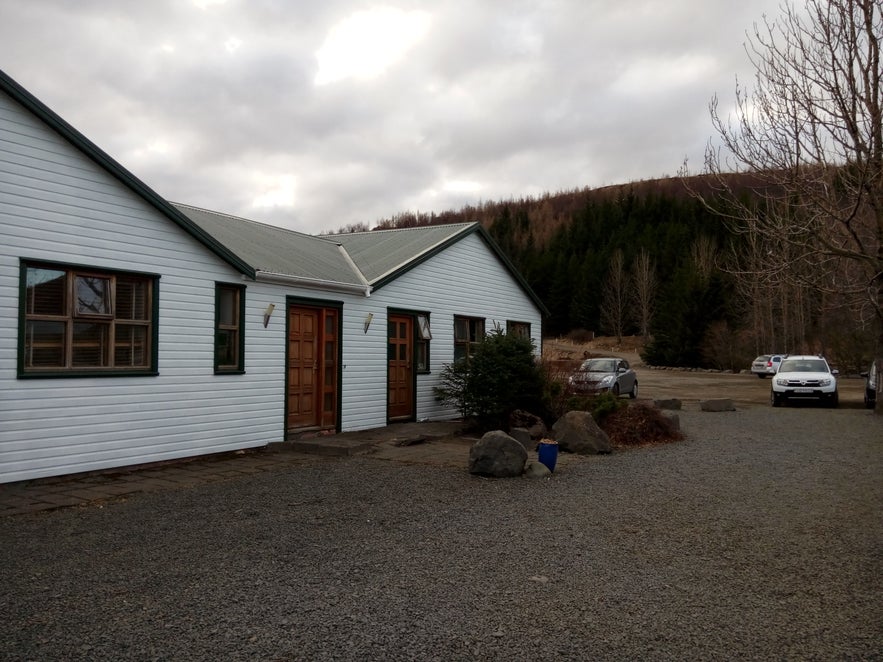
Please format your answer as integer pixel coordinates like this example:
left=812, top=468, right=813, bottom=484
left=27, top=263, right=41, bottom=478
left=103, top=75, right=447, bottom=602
left=757, top=373, right=766, bottom=379
left=629, top=381, right=638, bottom=399
left=612, top=383, right=620, bottom=396
left=866, top=390, right=875, bottom=409
left=771, top=390, right=782, bottom=407
left=828, top=391, right=839, bottom=408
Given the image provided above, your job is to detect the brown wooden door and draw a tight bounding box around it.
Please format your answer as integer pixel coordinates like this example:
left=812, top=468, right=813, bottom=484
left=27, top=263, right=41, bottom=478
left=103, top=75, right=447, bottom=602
left=288, top=307, right=319, bottom=429
left=288, top=305, right=339, bottom=432
left=388, top=314, right=414, bottom=421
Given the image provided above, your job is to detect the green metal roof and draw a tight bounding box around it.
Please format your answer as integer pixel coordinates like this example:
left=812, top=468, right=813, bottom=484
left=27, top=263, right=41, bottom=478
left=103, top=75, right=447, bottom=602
left=1, top=67, right=546, bottom=313
left=328, top=223, right=476, bottom=283
left=174, top=204, right=365, bottom=287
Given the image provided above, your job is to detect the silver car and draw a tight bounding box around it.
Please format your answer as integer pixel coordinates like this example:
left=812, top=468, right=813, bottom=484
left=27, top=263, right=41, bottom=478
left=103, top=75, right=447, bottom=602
left=751, top=354, right=784, bottom=378
left=569, top=357, right=638, bottom=398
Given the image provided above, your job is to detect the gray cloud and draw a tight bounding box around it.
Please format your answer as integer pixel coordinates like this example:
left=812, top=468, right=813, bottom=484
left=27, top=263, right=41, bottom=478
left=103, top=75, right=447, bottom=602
left=0, top=0, right=780, bottom=233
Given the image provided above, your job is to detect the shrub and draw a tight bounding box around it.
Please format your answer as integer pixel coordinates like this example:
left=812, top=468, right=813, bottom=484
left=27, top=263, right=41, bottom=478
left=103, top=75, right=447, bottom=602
left=434, top=329, right=547, bottom=430
left=590, top=391, right=627, bottom=425
left=600, top=402, right=684, bottom=447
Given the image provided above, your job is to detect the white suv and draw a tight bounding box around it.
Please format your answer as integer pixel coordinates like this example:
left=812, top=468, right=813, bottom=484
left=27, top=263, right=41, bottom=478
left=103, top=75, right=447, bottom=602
left=771, top=355, right=839, bottom=408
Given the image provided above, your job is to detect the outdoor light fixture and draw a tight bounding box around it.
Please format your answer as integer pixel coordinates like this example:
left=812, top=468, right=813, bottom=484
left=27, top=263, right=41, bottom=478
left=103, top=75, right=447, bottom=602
left=263, top=303, right=276, bottom=328
left=364, top=312, right=374, bottom=333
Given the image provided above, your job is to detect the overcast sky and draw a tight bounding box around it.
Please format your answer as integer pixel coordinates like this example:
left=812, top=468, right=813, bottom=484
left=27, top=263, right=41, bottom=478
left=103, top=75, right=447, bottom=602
left=0, top=0, right=783, bottom=234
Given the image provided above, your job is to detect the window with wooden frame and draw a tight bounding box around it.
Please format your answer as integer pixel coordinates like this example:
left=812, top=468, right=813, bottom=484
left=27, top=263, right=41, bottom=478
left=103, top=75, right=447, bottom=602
left=453, top=315, right=485, bottom=361
left=416, top=313, right=431, bottom=373
left=215, top=283, right=245, bottom=373
left=20, top=261, right=157, bottom=376
left=507, top=321, right=531, bottom=340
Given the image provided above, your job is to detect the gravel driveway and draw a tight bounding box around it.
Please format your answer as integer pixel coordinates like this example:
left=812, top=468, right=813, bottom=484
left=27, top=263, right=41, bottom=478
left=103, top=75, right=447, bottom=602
left=2, top=407, right=881, bottom=661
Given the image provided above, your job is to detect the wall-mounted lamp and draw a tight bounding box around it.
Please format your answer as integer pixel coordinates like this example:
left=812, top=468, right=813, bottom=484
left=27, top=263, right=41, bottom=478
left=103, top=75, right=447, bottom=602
left=263, top=303, right=276, bottom=328
left=364, top=312, right=374, bottom=334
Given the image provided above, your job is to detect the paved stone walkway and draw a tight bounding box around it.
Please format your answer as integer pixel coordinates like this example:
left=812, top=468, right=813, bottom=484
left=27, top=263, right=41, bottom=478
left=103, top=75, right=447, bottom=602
left=0, top=421, right=534, bottom=516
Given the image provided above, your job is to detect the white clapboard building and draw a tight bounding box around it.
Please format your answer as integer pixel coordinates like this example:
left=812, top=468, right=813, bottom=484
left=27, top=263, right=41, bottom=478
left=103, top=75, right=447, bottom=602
left=0, top=69, right=546, bottom=483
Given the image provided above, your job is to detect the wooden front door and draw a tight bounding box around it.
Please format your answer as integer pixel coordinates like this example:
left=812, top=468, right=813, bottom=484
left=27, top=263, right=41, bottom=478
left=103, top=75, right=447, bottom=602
left=288, top=305, right=338, bottom=432
left=388, top=314, right=414, bottom=421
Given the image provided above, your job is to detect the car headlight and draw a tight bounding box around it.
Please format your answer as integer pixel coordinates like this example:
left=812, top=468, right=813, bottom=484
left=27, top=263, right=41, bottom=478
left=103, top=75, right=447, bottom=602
left=600, top=375, right=613, bottom=385
left=775, top=377, right=788, bottom=386
left=819, top=378, right=832, bottom=386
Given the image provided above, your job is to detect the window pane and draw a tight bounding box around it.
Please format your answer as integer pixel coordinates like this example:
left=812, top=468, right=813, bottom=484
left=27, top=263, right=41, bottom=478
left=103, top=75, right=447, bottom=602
left=115, top=325, right=148, bottom=367
left=388, top=320, right=396, bottom=339
left=25, top=320, right=65, bottom=367
left=72, top=322, right=110, bottom=366
left=26, top=268, right=66, bottom=315
left=218, top=288, right=237, bottom=326
left=116, top=277, right=148, bottom=321
left=454, top=317, right=468, bottom=341
left=469, top=319, right=484, bottom=342
left=417, top=342, right=427, bottom=371
left=454, top=344, right=468, bottom=362
left=216, top=329, right=237, bottom=366
left=325, top=314, right=335, bottom=335
left=417, top=314, right=432, bottom=340
left=75, top=276, right=111, bottom=316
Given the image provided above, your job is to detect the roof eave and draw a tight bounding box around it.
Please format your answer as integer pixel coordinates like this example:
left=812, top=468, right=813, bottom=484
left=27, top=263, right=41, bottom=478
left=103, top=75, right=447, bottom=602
left=256, top=270, right=372, bottom=296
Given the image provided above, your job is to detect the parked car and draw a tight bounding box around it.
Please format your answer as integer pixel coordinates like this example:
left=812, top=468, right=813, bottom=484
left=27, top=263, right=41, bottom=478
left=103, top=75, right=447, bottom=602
left=751, top=354, right=784, bottom=378
left=771, top=355, right=838, bottom=407
left=861, top=361, right=878, bottom=409
left=569, top=357, right=638, bottom=398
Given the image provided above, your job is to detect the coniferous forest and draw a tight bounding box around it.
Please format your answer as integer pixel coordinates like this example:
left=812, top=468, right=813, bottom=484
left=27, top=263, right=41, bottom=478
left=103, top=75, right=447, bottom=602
left=355, top=175, right=878, bottom=373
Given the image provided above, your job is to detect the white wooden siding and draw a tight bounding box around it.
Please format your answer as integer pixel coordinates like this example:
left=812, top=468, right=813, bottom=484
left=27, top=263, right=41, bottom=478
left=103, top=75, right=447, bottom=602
left=339, top=233, right=543, bottom=430
left=1, top=87, right=543, bottom=483
left=0, top=90, right=293, bottom=483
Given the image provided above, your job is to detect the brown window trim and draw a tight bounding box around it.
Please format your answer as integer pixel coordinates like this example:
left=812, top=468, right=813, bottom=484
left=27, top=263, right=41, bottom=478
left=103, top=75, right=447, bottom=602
left=18, top=260, right=159, bottom=378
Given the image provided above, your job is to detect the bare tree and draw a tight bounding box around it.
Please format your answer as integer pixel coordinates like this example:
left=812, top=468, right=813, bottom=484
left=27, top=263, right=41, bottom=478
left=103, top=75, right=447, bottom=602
left=630, top=248, right=656, bottom=339
left=686, top=0, right=882, bottom=411
left=601, top=249, right=627, bottom=343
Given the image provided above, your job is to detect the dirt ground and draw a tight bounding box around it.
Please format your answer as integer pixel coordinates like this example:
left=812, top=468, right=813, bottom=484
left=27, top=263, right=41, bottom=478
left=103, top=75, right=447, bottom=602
left=543, top=337, right=869, bottom=409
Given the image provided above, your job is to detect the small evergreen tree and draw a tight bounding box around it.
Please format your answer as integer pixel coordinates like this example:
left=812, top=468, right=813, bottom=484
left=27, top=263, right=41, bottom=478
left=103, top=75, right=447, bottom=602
left=434, top=329, right=546, bottom=430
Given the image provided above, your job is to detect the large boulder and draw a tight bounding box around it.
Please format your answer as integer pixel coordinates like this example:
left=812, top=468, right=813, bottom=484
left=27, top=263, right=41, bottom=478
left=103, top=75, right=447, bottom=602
left=551, top=411, right=611, bottom=454
left=508, top=409, right=548, bottom=441
left=508, top=427, right=535, bottom=452
left=469, top=430, right=528, bottom=477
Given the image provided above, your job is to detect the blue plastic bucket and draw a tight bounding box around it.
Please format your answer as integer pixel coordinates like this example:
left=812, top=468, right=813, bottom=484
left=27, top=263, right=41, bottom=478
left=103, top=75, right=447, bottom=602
left=537, top=442, right=558, bottom=472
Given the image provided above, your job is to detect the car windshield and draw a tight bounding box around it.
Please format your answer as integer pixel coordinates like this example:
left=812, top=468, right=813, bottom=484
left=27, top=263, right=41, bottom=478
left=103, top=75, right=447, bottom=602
left=581, top=359, right=617, bottom=372
left=780, top=359, right=828, bottom=373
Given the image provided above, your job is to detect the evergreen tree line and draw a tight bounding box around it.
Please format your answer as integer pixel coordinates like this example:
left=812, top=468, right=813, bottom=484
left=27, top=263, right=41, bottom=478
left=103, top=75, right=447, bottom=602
left=367, top=176, right=877, bottom=371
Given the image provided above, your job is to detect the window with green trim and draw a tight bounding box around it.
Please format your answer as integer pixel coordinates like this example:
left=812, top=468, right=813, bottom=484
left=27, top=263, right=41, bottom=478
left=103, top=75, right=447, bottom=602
left=21, top=261, right=156, bottom=375
left=215, top=283, right=245, bottom=373
left=454, top=315, right=484, bottom=361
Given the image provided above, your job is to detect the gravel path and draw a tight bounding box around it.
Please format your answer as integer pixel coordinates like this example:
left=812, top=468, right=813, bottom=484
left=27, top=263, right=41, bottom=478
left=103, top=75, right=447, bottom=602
left=2, top=407, right=881, bottom=661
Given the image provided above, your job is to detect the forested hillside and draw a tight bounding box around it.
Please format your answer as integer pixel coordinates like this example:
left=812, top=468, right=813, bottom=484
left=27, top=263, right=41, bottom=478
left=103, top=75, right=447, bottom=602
left=354, top=175, right=876, bottom=371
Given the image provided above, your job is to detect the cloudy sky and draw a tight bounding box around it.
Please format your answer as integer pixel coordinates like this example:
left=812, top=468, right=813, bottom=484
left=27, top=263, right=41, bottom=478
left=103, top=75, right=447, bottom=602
left=0, top=0, right=782, bottom=234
